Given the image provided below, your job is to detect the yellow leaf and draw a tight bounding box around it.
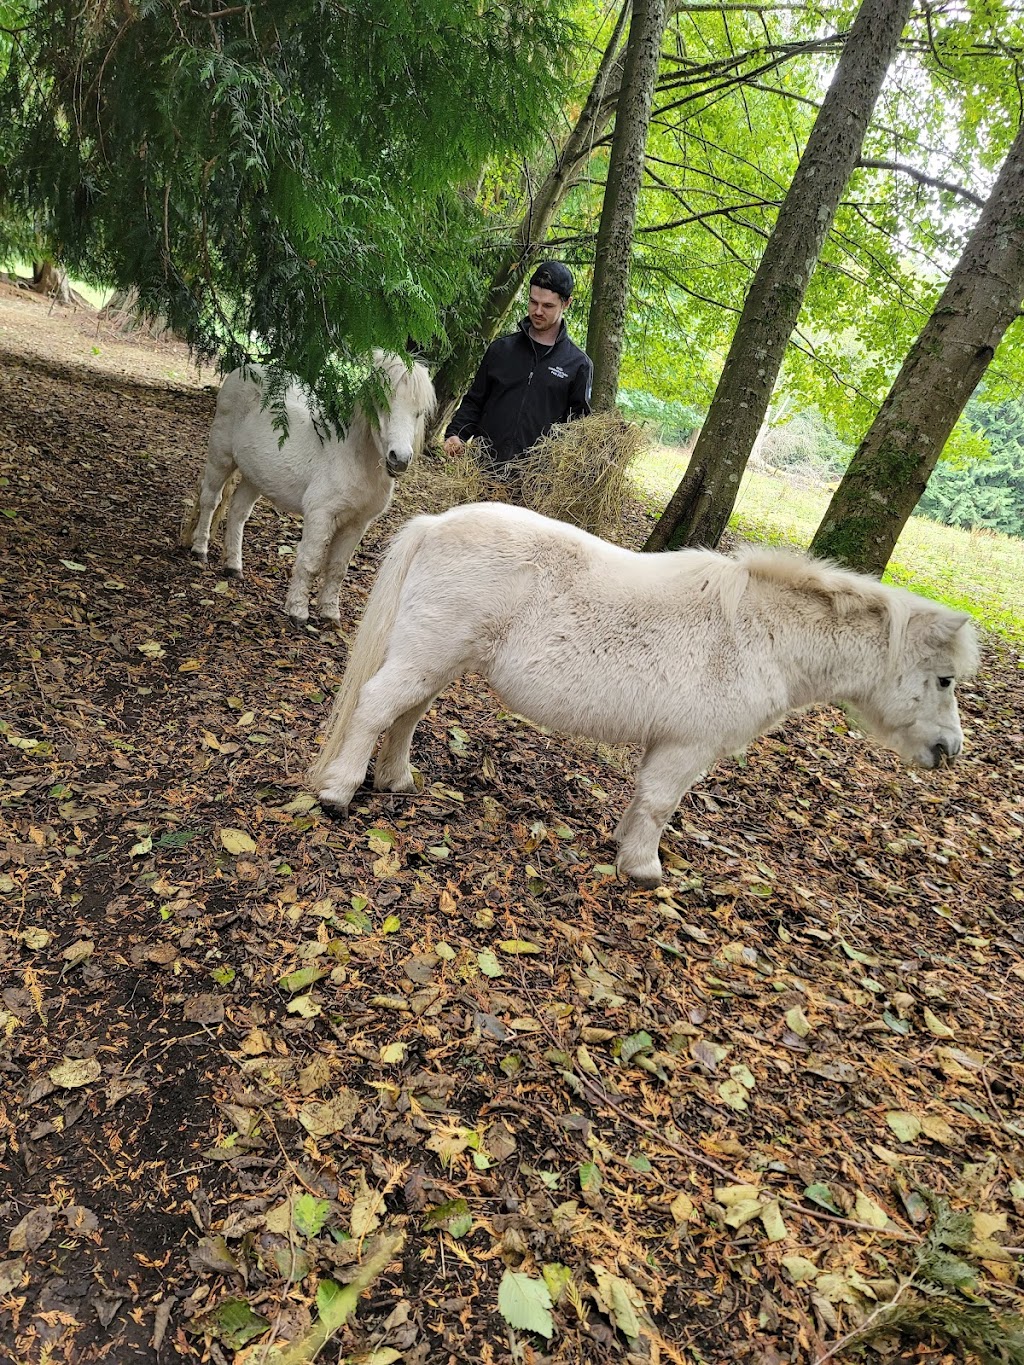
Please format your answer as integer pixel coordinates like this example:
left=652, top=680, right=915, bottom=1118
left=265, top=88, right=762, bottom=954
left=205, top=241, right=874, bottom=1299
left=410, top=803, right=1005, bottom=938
left=922, top=1007, right=955, bottom=1038
left=240, top=1028, right=272, bottom=1056
left=782, top=1255, right=819, bottom=1283
left=669, top=1191, right=695, bottom=1225
left=853, top=1192, right=889, bottom=1229
left=220, top=827, right=257, bottom=854
left=715, top=1184, right=761, bottom=1206
left=178, top=658, right=201, bottom=673
left=351, top=1170, right=382, bottom=1240
left=885, top=1111, right=922, bottom=1143
left=723, top=1197, right=762, bottom=1228
left=575, top=1044, right=599, bottom=1075
left=759, top=1200, right=788, bottom=1243
left=920, top=1113, right=959, bottom=1146
left=49, top=1057, right=101, bottom=1089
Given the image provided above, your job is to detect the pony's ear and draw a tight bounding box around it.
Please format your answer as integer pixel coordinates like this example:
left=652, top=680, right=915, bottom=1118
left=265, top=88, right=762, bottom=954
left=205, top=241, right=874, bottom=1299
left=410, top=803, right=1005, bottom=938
left=910, top=608, right=977, bottom=659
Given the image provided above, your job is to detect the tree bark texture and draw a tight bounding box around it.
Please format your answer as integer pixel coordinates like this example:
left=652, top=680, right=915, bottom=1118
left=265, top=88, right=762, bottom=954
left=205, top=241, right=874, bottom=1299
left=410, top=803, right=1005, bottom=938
left=810, top=120, right=1024, bottom=576
left=643, top=0, right=915, bottom=552
left=586, top=0, right=668, bottom=410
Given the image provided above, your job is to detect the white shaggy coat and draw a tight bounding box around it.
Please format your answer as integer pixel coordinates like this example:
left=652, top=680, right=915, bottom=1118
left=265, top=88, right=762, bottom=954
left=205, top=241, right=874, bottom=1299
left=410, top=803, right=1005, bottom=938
left=182, top=353, right=435, bottom=623
left=309, top=503, right=979, bottom=886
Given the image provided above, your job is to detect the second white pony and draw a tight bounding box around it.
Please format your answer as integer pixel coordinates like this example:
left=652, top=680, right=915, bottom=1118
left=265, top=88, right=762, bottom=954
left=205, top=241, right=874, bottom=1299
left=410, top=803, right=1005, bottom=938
left=309, top=502, right=978, bottom=887
left=182, top=353, right=435, bottom=624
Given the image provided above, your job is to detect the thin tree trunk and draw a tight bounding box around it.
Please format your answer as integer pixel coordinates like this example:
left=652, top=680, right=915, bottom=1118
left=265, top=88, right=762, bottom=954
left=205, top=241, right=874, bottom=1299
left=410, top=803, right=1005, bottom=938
left=430, top=4, right=633, bottom=436
left=587, top=0, right=667, bottom=410
left=643, top=0, right=914, bottom=552
left=810, top=121, right=1024, bottom=576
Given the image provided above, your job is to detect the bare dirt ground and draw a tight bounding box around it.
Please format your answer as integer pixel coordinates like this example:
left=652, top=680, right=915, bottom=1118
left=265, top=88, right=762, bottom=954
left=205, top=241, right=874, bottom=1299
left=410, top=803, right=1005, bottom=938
left=1, top=282, right=1023, bottom=1365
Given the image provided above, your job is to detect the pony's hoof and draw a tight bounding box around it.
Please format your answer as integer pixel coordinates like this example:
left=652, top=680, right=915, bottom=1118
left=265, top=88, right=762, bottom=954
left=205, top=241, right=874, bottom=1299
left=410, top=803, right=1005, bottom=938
left=190, top=549, right=208, bottom=564
left=630, top=873, right=663, bottom=891
left=288, top=613, right=312, bottom=630
left=374, top=772, right=418, bottom=795
left=617, top=860, right=663, bottom=889
left=223, top=566, right=242, bottom=579
left=317, top=794, right=349, bottom=818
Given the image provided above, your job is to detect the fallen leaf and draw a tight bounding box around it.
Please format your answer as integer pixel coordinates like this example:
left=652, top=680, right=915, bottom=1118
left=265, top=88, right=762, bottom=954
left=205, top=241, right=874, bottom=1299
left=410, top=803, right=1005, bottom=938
left=49, top=1057, right=101, bottom=1089
left=220, top=827, right=257, bottom=854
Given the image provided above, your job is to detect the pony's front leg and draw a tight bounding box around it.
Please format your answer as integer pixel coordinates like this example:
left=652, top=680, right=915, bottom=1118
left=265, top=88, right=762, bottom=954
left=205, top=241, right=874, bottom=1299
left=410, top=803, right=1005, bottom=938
left=221, top=476, right=261, bottom=578
left=614, top=741, right=709, bottom=888
left=285, top=510, right=335, bottom=623
left=315, top=521, right=365, bottom=624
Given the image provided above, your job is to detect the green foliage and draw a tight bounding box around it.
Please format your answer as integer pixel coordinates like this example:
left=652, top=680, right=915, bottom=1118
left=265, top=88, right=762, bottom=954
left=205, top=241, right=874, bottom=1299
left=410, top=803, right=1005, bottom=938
left=549, top=2, right=1024, bottom=427
left=917, top=397, right=1024, bottom=538
left=617, top=389, right=702, bottom=445
left=0, top=0, right=577, bottom=416
left=631, top=441, right=1024, bottom=642
left=850, top=1197, right=1024, bottom=1365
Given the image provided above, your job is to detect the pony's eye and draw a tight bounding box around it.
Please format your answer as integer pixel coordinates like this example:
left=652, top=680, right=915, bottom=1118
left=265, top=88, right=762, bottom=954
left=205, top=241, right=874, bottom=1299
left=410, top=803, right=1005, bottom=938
left=937, top=676, right=953, bottom=690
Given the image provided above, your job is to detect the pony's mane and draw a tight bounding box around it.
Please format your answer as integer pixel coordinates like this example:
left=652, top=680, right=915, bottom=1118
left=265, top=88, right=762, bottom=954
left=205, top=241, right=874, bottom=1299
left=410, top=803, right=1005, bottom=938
left=679, top=545, right=977, bottom=674
left=737, top=545, right=891, bottom=611
left=371, top=350, right=437, bottom=418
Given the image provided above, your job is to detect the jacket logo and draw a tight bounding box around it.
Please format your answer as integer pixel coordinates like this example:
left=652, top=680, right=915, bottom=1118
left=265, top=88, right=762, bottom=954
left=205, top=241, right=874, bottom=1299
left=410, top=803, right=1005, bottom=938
left=548, top=365, right=569, bottom=379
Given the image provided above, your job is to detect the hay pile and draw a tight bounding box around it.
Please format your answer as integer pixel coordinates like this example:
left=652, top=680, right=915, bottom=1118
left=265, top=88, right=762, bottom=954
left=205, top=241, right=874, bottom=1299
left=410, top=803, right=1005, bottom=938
left=396, top=409, right=647, bottom=542
left=516, top=409, right=646, bottom=540
left=392, top=438, right=488, bottom=518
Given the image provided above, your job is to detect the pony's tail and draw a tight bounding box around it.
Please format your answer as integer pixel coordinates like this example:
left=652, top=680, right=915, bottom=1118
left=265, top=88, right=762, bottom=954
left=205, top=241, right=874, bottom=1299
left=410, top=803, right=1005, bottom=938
left=178, top=474, right=204, bottom=548
left=307, top=513, right=437, bottom=787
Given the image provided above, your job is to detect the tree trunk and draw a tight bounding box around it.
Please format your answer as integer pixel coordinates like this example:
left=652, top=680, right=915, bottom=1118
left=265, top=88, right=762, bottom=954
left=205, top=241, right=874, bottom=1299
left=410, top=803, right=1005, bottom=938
left=98, top=288, right=178, bottom=340
left=27, top=259, right=96, bottom=307
left=429, top=3, right=632, bottom=437
left=810, top=121, right=1024, bottom=576
left=586, top=0, right=667, bottom=410
left=643, top=0, right=914, bottom=552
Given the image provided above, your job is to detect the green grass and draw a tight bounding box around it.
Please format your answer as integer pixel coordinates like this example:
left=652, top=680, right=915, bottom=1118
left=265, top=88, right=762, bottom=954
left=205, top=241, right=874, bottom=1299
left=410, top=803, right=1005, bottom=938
left=631, top=445, right=1024, bottom=646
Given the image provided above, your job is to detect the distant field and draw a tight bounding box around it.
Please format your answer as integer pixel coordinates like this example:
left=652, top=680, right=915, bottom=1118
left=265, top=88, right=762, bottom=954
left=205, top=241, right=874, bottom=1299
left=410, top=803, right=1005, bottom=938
left=632, top=444, right=1024, bottom=646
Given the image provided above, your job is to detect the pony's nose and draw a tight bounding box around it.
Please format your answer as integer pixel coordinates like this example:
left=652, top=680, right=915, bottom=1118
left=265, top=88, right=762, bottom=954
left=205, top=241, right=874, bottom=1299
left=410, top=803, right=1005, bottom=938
left=931, top=736, right=961, bottom=765
left=386, top=450, right=411, bottom=477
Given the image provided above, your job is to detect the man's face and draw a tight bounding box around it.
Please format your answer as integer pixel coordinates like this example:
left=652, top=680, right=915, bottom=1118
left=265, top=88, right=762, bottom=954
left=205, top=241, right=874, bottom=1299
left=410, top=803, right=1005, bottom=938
left=528, top=286, right=567, bottom=333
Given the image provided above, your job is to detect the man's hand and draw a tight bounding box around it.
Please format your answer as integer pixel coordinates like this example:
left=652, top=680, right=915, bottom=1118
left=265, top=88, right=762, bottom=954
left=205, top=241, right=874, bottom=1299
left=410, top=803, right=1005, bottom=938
left=443, top=434, right=466, bottom=457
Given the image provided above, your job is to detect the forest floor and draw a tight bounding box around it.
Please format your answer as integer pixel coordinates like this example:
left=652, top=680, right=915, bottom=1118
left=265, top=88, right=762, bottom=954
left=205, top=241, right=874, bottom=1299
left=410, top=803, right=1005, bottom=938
left=1, top=281, right=1023, bottom=1365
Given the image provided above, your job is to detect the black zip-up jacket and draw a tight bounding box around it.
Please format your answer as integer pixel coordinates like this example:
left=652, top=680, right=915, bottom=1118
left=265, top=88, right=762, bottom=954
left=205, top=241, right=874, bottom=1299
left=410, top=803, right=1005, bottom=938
left=446, top=317, right=593, bottom=468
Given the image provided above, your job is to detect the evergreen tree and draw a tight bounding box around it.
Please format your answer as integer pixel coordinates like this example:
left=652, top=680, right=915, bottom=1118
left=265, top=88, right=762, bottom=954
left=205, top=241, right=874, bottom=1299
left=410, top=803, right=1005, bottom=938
left=0, top=0, right=575, bottom=417
left=917, top=399, right=1024, bottom=538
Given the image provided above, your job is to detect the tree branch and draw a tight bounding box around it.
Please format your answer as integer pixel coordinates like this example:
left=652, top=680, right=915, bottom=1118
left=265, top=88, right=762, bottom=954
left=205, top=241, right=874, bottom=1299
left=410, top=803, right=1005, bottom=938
left=857, top=157, right=985, bottom=207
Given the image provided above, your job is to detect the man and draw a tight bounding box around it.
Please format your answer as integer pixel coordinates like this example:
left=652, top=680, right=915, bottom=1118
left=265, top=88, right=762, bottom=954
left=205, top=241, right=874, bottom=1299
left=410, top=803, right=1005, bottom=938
left=443, top=261, right=593, bottom=479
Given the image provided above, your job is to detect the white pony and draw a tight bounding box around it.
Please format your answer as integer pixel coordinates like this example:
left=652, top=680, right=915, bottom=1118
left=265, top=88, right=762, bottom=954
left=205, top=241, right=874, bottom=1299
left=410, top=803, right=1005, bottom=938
left=309, top=503, right=979, bottom=887
left=181, top=353, right=435, bottom=623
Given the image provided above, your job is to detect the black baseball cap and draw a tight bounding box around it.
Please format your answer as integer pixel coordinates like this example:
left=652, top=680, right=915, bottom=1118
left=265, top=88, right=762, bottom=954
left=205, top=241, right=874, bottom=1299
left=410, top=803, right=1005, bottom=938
left=529, top=260, right=574, bottom=301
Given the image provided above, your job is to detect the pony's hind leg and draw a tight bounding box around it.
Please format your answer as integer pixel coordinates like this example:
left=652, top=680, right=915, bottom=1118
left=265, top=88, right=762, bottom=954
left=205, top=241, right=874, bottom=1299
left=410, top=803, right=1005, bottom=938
left=220, top=476, right=262, bottom=578
left=189, top=454, right=235, bottom=562
left=374, top=696, right=439, bottom=793
left=317, top=661, right=456, bottom=811
left=614, top=741, right=710, bottom=888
